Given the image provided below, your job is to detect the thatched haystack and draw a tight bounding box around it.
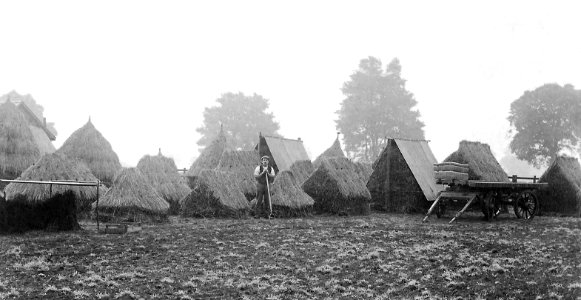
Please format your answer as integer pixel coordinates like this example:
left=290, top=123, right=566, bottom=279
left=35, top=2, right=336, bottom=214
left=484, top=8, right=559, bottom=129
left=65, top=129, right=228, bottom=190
left=313, top=135, right=345, bottom=167
left=302, top=157, right=371, bottom=215
left=186, top=127, right=230, bottom=183
left=289, top=160, right=314, bottom=186
left=354, top=162, right=373, bottom=184
left=444, top=140, right=508, bottom=182
left=57, top=119, right=121, bottom=187
left=94, top=168, right=170, bottom=223
left=0, top=101, right=40, bottom=185
left=137, top=151, right=190, bottom=215
left=216, top=150, right=259, bottom=200
left=539, top=156, right=581, bottom=216
left=4, top=153, right=100, bottom=214
left=367, top=139, right=443, bottom=212
left=267, top=170, right=314, bottom=217
left=180, top=169, right=250, bottom=218
left=0, top=190, right=80, bottom=233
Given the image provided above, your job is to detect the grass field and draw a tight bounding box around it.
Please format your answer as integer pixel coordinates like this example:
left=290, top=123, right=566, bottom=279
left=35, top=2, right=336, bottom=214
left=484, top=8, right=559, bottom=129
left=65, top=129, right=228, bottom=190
left=1, top=213, right=580, bottom=299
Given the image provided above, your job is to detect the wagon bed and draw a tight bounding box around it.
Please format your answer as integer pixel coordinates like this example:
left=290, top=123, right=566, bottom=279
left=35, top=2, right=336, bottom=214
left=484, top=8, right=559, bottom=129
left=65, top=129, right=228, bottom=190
left=424, top=162, right=548, bottom=223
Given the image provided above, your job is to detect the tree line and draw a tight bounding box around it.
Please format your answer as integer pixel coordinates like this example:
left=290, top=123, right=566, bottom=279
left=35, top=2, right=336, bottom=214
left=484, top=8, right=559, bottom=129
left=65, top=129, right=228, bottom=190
left=196, top=56, right=581, bottom=167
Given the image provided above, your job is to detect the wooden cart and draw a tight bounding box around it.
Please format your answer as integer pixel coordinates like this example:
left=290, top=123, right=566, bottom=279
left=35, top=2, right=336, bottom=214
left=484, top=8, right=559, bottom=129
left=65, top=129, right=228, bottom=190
left=423, top=163, right=548, bottom=223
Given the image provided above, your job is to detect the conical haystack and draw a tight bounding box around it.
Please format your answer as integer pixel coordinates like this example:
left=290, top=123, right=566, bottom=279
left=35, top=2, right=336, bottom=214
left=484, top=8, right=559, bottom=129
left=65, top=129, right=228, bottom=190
left=58, top=119, right=121, bottom=186
left=216, top=150, right=259, bottom=200
left=262, top=170, right=314, bottom=217
left=539, top=156, right=581, bottom=216
left=302, top=157, right=371, bottom=215
left=444, top=140, right=508, bottom=182
left=94, top=168, right=170, bottom=223
left=4, top=153, right=100, bottom=214
left=180, top=169, right=250, bottom=218
left=313, top=135, right=345, bottom=167
left=0, top=101, right=40, bottom=183
left=137, top=151, right=190, bottom=215
left=186, top=128, right=230, bottom=186
left=289, top=160, right=314, bottom=186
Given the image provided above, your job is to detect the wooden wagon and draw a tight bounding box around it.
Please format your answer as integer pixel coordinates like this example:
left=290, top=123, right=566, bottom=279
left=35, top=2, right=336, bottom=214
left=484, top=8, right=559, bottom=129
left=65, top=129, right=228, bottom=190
left=423, top=162, right=548, bottom=223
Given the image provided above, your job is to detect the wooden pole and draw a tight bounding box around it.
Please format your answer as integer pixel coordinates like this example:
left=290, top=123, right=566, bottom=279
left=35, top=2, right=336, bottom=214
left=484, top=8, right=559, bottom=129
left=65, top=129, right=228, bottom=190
left=449, top=195, right=477, bottom=224
left=422, top=194, right=442, bottom=222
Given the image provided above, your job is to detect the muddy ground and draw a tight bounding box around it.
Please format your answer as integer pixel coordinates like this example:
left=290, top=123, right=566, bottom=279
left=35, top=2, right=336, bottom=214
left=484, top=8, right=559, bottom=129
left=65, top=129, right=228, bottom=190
left=1, top=212, right=580, bottom=299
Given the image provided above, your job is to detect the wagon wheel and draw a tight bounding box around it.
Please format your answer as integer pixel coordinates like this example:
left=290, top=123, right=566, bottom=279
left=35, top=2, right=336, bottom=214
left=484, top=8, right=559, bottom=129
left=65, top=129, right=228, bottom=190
left=481, top=192, right=500, bottom=221
left=436, top=201, right=446, bottom=218
left=514, top=191, right=538, bottom=220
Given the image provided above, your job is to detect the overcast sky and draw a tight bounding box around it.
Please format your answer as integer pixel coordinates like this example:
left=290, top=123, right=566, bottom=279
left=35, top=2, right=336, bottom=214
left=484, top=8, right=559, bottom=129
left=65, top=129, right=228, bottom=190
left=1, top=1, right=579, bottom=169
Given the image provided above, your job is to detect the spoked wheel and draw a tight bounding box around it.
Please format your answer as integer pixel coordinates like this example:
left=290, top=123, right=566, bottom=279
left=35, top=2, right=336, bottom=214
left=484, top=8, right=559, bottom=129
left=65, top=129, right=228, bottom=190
left=436, top=202, right=446, bottom=218
left=514, top=191, right=538, bottom=220
left=481, top=193, right=496, bottom=221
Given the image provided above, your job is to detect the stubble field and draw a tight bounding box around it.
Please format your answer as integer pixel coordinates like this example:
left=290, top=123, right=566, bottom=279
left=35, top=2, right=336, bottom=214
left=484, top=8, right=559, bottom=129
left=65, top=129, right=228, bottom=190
left=1, top=213, right=580, bottom=299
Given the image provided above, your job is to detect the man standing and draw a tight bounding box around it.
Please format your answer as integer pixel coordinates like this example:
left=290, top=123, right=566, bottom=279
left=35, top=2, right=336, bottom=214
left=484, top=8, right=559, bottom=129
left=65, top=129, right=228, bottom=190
left=254, top=155, right=275, bottom=218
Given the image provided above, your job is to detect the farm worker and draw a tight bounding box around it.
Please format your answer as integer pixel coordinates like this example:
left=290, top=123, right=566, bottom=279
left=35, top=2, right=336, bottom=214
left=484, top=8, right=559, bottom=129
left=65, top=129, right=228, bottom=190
left=254, top=155, right=275, bottom=218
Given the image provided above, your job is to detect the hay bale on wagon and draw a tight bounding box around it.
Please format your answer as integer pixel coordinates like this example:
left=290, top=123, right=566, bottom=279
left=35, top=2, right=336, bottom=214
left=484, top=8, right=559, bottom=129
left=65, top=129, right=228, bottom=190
left=4, top=153, right=100, bottom=215
left=0, top=190, right=80, bottom=233
left=367, top=138, right=443, bottom=212
left=302, top=157, right=371, bottom=215
left=444, top=140, right=508, bottom=182
left=313, top=134, right=345, bottom=167
left=217, top=150, right=259, bottom=200
left=539, top=156, right=581, bottom=216
left=289, top=160, right=314, bottom=186
left=180, top=169, right=250, bottom=218
left=137, top=150, right=190, bottom=215
left=0, top=100, right=41, bottom=185
left=57, top=119, right=122, bottom=187
left=94, top=168, right=170, bottom=223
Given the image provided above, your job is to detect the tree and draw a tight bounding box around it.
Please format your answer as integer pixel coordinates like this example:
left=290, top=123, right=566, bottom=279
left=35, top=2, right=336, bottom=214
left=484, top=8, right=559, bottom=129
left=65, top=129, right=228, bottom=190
left=508, top=83, right=581, bottom=167
left=197, top=92, right=280, bottom=151
left=336, top=57, right=425, bottom=162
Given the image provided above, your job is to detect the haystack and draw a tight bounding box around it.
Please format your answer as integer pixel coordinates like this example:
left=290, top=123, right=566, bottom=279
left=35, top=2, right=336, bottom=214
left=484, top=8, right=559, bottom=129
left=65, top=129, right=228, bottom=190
left=0, top=190, right=80, bottom=233
left=367, top=138, right=443, bottom=212
left=187, top=127, right=230, bottom=177
left=94, top=168, right=170, bottom=223
left=180, top=169, right=250, bottom=218
left=137, top=150, right=191, bottom=215
left=289, top=160, right=314, bottom=186
left=216, top=150, right=259, bottom=200
left=0, top=101, right=40, bottom=185
left=302, top=157, right=371, bottom=215
left=539, top=156, right=581, bottom=216
left=4, top=153, right=100, bottom=214
left=313, top=134, right=345, bottom=167
left=57, top=119, right=122, bottom=187
left=444, top=140, right=508, bottom=182
left=259, top=170, right=314, bottom=217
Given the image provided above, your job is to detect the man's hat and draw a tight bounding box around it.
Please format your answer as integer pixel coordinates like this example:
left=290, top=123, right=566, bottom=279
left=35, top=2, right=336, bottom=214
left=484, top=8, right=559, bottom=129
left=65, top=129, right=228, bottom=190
left=261, top=155, right=270, bottom=161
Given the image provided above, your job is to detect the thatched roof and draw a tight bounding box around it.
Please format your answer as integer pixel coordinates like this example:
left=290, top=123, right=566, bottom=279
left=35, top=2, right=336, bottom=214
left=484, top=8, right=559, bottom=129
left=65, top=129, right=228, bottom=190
left=539, top=156, right=581, bottom=216
left=187, top=128, right=230, bottom=177
left=289, top=160, right=314, bottom=186
left=57, top=119, right=121, bottom=186
left=180, top=169, right=250, bottom=218
left=313, top=135, right=345, bottom=167
left=0, top=101, right=41, bottom=180
left=137, top=151, right=190, bottom=214
left=96, top=168, right=169, bottom=215
left=444, top=140, right=508, bottom=182
left=4, top=153, right=99, bottom=203
left=216, top=150, right=259, bottom=199
left=29, top=125, right=56, bottom=155
left=257, top=134, right=309, bottom=173
left=302, top=157, right=371, bottom=215
left=0, top=91, right=56, bottom=140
